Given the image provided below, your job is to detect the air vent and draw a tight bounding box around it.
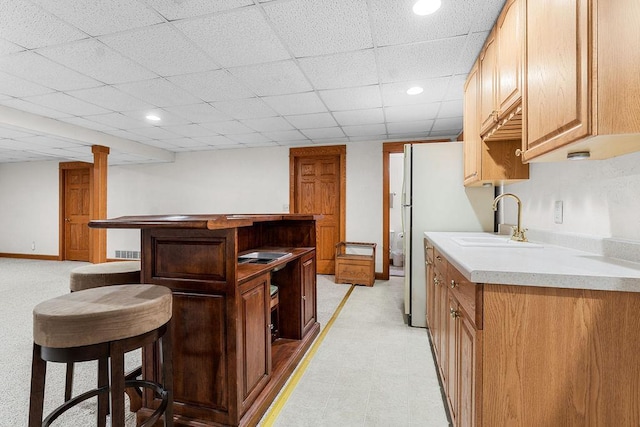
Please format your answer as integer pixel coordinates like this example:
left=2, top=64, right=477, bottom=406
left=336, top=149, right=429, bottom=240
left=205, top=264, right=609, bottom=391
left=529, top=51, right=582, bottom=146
left=115, top=250, right=140, bottom=259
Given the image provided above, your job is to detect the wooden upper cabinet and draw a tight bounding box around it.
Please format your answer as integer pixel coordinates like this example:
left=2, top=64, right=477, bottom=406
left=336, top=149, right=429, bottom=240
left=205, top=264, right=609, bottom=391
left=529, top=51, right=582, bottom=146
left=478, top=29, right=497, bottom=135
left=463, top=62, right=481, bottom=185
left=523, top=0, right=640, bottom=162
left=496, top=0, right=522, bottom=118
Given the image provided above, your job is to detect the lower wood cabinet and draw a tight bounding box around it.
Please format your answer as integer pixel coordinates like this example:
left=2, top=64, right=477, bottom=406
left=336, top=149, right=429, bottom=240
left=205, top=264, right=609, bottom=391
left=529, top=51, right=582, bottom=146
left=426, top=238, right=640, bottom=426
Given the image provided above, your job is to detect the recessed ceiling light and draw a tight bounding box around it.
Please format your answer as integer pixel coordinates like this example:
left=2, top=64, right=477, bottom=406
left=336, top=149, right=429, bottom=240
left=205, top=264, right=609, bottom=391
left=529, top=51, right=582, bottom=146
left=145, top=114, right=161, bottom=122
left=407, top=86, right=424, bottom=95
left=567, top=151, right=591, bottom=160
left=413, top=0, right=442, bottom=16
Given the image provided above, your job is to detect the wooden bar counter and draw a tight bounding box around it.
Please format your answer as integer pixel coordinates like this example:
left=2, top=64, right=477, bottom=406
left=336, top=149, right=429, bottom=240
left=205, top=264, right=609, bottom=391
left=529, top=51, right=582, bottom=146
left=89, top=214, right=321, bottom=427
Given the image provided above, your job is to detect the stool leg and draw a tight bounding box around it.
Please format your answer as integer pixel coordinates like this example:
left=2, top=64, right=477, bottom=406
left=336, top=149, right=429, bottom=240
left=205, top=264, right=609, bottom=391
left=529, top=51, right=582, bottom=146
left=109, top=344, right=126, bottom=427
left=28, top=344, right=46, bottom=427
left=161, top=323, right=174, bottom=427
left=97, top=357, right=109, bottom=427
left=64, top=362, right=74, bottom=401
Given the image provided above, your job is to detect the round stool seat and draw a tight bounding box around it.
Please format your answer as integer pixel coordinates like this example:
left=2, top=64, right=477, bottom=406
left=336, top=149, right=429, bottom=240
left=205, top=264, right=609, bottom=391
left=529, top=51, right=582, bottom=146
left=33, top=284, right=172, bottom=348
left=69, top=261, right=141, bottom=292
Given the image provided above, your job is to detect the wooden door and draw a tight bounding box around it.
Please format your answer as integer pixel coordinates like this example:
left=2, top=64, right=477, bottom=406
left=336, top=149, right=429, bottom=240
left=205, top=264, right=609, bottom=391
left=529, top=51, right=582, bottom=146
left=63, top=167, right=91, bottom=261
left=290, top=146, right=345, bottom=275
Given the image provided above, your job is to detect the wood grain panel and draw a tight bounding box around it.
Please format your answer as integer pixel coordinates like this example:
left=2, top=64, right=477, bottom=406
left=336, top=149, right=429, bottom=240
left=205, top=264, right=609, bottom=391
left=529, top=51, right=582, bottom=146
left=496, top=0, right=522, bottom=118
left=479, top=29, right=497, bottom=134
left=154, top=238, right=226, bottom=281
left=301, top=255, right=316, bottom=334
left=463, top=63, right=481, bottom=184
left=63, top=167, right=91, bottom=261
left=483, top=284, right=640, bottom=425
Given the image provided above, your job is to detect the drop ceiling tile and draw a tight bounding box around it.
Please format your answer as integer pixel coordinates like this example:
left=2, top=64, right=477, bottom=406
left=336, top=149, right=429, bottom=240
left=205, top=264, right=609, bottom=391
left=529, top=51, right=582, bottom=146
left=140, top=139, right=180, bottom=150
left=301, top=127, right=346, bottom=139
left=200, top=120, right=254, bottom=135
left=348, top=135, right=386, bottom=142
left=284, top=113, right=338, bottom=129
left=128, top=126, right=180, bottom=140
left=297, top=50, right=378, bottom=90
left=0, top=98, right=73, bottom=119
left=429, top=130, right=459, bottom=138
left=16, top=135, right=84, bottom=149
left=161, top=137, right=210, bottom=148
left=83, top=112, right=150, bottom=130
left=24, top=92, right=110, bottom=116
left=175, top=7, right=290, bottom=67
left=0, top=70, right=54, bottom=97
left=369, top=0, right=477, bottom=47
left=59, top=116, right=119, bottom=132
left=160, top=124, right=213, bottom=138
left=438, top=99, right=464, bottom=118
left=377, top=36, right=468, bottom=83
left=243, top=142, right=280, bottom=148
left=310, top=137, right=349, bottom=144
left=37, top=39, right=157, bottom=85
left=262, top=130, right=306, bottom=142
left=211, top=98, right=277, bottom=120
left=104, top=129, right=152, bottom=142
left=164, top=103, right=232, bottom=123
left=0, top=51, right=102, bottom=91
left=381, top=77, right=450, bottom=106
left=342, top=124, right=387, bottom=137
left=241, top=117, right=294, bottom=132
left=319, top=86, right=382, bottom=111
left=194, top=135, right=238, bottom=146
left=225, top=133, right=272, bottom=144
left=470, top=0, right=507, bottom=33
left=120, top=109, right=191, bottom=126
left=228, top=61, right=312, bottom=96
left=68, top=86, right=154, bottom=112
left=0, top=38, right=25, bottom=55
left=115, top=78, right=202, bottom=107
left=263, top=0, right=373, bottom=57
left=145, top=0, right=253, bottom=20
left=167, top=70, right=254, bottom=102
left=0, top=0, right=87, bottom=49
left=432, top=117, right=463, bottom=132
left=384, top=103, right=440, bottom=123
left=100, top=24, right=220, bottom=77
left=0, top=126, right=36, bottom=139
left=276, top=140, right=312, bottom=147
left=455, top=32, right=490, bottom=75
left=30, top=0, right=164, bottom=36
left=262, top=92, right=327, bottom=116
left=387, top=120, right=434, bottom=134
left=443, top=75, right=468, bottom=101
left=332, top=108, right=384, bottom=126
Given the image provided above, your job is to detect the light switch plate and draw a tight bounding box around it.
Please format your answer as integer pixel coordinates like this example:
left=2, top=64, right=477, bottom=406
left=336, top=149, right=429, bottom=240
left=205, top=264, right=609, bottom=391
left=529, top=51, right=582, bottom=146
left=554, top=201, right=563, bottom=224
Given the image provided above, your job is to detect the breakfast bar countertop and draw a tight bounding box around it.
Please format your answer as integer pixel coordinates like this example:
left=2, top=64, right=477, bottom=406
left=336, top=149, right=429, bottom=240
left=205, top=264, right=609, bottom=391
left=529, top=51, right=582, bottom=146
left=425, top=231, right=640, bottom=292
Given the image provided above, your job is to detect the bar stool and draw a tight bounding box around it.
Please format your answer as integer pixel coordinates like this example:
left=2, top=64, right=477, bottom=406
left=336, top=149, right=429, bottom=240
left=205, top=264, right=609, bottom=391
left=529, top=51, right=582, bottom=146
left=29, top=284, right=173, bottom=427
left=66, top=261, right=141, bottom=403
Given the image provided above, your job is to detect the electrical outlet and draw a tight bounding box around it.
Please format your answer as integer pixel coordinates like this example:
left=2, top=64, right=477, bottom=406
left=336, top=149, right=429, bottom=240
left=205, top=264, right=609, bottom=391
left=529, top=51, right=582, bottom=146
left=31, top=241, right=35, bottom=251
left=554, top=201, right=563, bottom=224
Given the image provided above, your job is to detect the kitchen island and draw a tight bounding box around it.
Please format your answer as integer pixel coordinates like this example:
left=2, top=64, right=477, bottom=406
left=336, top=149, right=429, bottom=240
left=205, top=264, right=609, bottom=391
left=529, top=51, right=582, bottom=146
left=89, top=214, right=321, bottom=427
left=424, top=231, right=640, bottom=426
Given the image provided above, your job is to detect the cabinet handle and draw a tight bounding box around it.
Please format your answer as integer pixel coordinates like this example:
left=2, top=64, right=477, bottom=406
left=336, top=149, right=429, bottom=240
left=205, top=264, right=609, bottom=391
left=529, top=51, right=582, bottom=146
left=450, top=280, right=458, bottom=289
left=450, top=308, right=459, bottom=319
left=426, top=261, right=432, bottom=266
left=302, top=296, right=306, bottom=300
left=515, top=148, right=523, bottom=157
left=436, top=256, right=442, bottom=262
left=269, top=323, right=274, bottom=330
left=434, top=277, right=440, bottom=286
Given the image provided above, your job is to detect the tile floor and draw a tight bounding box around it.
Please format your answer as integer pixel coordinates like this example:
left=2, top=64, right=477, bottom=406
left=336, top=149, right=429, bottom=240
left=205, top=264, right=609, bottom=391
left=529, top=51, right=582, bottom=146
left=264, top=276, right=449, bottom=427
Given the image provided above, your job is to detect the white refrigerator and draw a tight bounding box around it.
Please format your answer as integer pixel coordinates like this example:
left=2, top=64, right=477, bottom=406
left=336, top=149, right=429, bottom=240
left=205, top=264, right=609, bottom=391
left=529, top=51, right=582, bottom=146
left=402, top=142, right=494, bottom=328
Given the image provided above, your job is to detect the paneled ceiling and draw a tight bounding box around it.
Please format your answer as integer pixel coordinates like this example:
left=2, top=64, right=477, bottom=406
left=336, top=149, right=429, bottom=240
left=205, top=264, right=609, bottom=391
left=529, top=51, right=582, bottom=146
left=0, top=0, right=505, bottom=165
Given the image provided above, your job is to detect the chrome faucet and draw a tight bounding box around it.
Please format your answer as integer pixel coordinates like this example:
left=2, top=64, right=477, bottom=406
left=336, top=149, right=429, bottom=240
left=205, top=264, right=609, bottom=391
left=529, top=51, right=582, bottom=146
left=492, top=193, right=527, bottom=242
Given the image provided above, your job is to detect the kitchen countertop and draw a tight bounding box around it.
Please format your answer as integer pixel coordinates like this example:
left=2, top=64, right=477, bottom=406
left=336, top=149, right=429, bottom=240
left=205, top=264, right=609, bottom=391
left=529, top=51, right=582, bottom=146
left=425, top=231, right=640, bottom=292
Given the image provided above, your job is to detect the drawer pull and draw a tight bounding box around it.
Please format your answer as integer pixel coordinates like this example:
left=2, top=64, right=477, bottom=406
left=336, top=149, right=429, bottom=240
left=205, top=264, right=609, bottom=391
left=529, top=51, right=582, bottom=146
left=426, top=260, right=432, bottom=266
left=436, top=256, right=442, bottom=261
left=450, top=280, right=458, bottom=289
left=450, top=308, right=459, bottom=319
left=434, top=277, right=441, bottom=286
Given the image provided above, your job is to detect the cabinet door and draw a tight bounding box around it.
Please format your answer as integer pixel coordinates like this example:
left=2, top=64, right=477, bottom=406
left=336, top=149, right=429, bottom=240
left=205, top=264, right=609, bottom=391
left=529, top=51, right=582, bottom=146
left=446, top=294, right=459, bottom=424
left=496, top=0, right=522, bottom=117
left=479, top=29, right=498, bottom=135
left=463, top=62, right=481, bottom=185
left=524, top=0, right=589, bottom=160
left=239, top=274, right=271, bottom=405
left=301, top=255, right=316, bottom=335
left=458, top=308, right=477, bottom=427
left=425, top=240, right=435, bottom=330
left=437, top=271, right=449, bottom=376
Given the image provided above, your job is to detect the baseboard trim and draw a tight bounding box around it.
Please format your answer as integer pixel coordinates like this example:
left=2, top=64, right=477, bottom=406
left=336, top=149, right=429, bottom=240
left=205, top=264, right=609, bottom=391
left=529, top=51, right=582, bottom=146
left=0, top=253, right=60, bottom=261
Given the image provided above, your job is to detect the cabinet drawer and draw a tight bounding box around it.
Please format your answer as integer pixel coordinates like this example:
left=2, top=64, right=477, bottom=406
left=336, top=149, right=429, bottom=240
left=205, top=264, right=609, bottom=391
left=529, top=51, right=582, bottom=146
left=433, top=248, right=447, bottom=276
left=335, top=257, right=375, bottom=286
left=448, top=266, right=483, bottom=329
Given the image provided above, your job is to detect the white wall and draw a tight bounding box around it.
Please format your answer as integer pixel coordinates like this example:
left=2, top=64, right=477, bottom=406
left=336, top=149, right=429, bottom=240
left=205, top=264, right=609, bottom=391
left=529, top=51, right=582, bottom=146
left=0, top=160, right=60, bottom=255
left=504, top=150, right=640, bottom=241
left=0, top=143, right=386, bottom=269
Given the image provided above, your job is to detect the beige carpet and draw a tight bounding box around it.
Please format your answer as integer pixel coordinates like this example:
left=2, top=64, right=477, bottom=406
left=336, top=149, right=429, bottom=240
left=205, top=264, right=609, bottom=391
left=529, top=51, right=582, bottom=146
left=0, top=257, right=350, bottom=426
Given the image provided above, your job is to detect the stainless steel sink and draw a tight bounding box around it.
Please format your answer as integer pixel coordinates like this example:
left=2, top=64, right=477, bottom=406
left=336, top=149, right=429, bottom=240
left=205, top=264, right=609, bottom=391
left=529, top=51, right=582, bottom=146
left=451, top=236, right=543, bottom=248
left=238, top=251, right=292, bottom=264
